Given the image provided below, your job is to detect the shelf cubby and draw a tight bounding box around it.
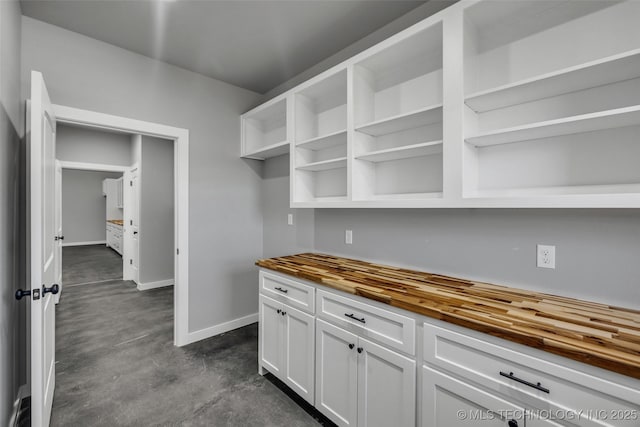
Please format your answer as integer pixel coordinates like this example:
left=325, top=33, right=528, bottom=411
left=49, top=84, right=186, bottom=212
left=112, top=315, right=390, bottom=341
left=295, top=70, right=348, bottom=143
left=466, top=106, right=640, bottom=147
left=466, top=49, right=640, bottom=113
left=241, top=98, right=288, bottom=159
left=356, top=141, right=442, bottom=163
left=354, top=22, right=443, bottom=131
left=296, top=129, right=347, bottom=151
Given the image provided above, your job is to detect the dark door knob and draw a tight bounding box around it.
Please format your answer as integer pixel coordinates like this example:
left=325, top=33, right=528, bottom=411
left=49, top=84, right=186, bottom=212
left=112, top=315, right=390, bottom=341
left=357, top=347, right=363, bottom=353
left=43, top=284, right=59, bottom=295
left=15, top=289, right=31, bottom=300
left=508, top=419, right=518, bottom=427
left=348, top=343, right=355, bottom=349
left=133, top=231, right=138, bottom=235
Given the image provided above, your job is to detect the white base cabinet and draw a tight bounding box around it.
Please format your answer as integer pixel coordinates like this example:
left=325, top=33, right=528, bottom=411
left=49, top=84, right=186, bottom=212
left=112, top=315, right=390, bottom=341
left=259, top=294, right=315, bottom=404
left=258, top=269, right=640, bottom=427
left=315, top=319, right=416, bottom=427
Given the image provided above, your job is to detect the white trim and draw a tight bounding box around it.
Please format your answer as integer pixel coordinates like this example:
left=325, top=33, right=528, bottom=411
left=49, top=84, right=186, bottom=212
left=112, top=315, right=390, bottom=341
left=184, top=313, right=258, bottom=345
left=53, top=103, right=190, bottom=347
left=137, top=279, right=174, bottom=291
left=58, top=160, right=128, bottom=173
left=62, top=240, right=107, bottom=247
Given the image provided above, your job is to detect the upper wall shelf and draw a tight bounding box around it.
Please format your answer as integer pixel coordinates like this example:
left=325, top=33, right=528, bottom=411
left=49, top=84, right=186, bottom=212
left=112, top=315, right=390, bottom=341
left=241, top=97, right=288, bottom=159
left=465, top=49, right=640, bottom=113
left=355, top=104, right=443, bottom=137
left=240, top=0, right=640, bottom=208
left=466, top=106, right=640, bottom=147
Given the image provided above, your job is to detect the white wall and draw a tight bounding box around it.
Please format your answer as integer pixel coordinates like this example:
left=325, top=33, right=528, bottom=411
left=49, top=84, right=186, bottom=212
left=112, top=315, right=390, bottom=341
left=62, top=170, right=122, bottom=245
left=0, top=0, right=23, bottom=423
left=139, top=136, right=174, bottom=285
left=57, top=124, right=132, bottom=166
left=22, top=16, right=263, bottom=334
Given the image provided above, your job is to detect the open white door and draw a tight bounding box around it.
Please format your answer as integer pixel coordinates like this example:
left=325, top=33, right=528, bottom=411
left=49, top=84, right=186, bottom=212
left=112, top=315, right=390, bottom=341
left=123, top=164, right=140, bottom=283
left=29, top=70, right=58, bottom=427
left=54, top=160, right=62, bottom=304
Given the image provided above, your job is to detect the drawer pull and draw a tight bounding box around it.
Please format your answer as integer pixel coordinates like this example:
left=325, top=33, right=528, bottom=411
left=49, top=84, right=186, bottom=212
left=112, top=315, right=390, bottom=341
left=348, top=343, right=355, bottom=350
left=274, top=287, right=288, bottom=294
left=499, top=371, right=549, bottom=394
left=344, top=313, right=366, bottom=323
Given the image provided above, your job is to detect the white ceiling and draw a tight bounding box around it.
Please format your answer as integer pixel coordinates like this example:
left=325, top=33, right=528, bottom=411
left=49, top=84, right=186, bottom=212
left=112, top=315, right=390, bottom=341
left=20, top=0, right=427, bottom=93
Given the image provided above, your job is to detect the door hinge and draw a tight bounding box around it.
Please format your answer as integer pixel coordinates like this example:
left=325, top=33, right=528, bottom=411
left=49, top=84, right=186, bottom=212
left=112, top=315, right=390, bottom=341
left=176, top=248, right=179, bottom=255
left=130, top=181, right=133, bottom=186
left=130, top=259, right=133, bottom=265
left=130, top=220, right=133, bottom=225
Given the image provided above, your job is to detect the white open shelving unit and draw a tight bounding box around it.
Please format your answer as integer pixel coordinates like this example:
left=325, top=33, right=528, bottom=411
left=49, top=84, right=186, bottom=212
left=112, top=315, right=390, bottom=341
left=241, top=0, right=640, bottom=208
left=241, top=97, right=288, bottom=160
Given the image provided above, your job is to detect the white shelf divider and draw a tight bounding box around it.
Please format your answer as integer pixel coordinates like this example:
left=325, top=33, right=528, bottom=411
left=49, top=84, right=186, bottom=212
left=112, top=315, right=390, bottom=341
left=296, top=157, right=347, bottom=172
left=296, top=129, right=347, bottom=151
left=466, top=106, right=640, bottom=147
left=356, top=140, right=443, bottom=163
left=356, top=104, right=443, bottom=137
left=466, top=49, right=640, bottom=113
left=241, top=140, right=289, bottom=160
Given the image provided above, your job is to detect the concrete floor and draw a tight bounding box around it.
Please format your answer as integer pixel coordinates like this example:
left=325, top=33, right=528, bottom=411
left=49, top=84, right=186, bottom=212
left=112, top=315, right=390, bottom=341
left=53, top=245, right=327, bottom=426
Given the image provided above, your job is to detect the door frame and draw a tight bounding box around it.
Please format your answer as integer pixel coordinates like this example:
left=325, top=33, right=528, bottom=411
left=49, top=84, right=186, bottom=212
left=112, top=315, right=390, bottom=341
left=53, top=104, right=190, bottom=347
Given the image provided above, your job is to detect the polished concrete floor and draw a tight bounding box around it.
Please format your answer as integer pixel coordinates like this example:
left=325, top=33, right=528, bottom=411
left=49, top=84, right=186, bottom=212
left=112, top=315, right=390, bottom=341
left=53, top=245, right=325, bottom=426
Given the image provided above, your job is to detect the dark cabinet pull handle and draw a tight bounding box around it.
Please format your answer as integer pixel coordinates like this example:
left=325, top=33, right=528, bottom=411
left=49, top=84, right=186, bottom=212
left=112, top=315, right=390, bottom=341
left=276, top=309, right=281, bottom=314
left=274, top=287, right=288, bottom=293
left=500, top=371, right=549, bottom=393
left=508, top=420, right=518, bottom=427
left=281, top=311, right=286, bottom=316
left=357, top=347, right=363, bottom=353
left=344, top=313, right=366, bottom=323
left=43, top=284, right=59, bottom=295
left=15, top=289, right=31, bottom=300
left=348, top=343, right=354, bottom=349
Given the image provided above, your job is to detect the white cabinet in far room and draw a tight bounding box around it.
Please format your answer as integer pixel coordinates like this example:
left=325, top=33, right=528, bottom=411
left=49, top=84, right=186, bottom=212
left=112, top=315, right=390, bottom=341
left=315, top=319, right=416, bottom=427
left=259, top=294, right=315, bottom=404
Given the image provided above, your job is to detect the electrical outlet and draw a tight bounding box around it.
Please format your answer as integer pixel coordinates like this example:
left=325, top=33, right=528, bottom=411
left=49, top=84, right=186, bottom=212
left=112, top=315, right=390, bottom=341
left=345, top=230, right=353, bottom=245
left=287, top=213, right=293, bottom=226
left=537, top=244, right=556, bottom=269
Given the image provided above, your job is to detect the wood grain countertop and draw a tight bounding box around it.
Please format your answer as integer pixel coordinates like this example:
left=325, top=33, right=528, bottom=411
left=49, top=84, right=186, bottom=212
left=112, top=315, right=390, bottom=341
left=107, top=220, right=124, bottom=226
left=257, top=253, right=640, bottom=379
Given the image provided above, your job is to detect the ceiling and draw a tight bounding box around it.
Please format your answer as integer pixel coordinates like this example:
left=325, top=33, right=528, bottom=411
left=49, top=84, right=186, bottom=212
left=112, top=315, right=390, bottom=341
left=20, top=0, right=428, bottom=94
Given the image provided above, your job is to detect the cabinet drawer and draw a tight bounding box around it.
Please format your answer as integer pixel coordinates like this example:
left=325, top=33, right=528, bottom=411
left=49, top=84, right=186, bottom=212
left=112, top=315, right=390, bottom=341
left=424, top=323, right=640, bottom=426
left=260, top=271, right=315, bottom=314
left=317, top=289, right=415, bottom=355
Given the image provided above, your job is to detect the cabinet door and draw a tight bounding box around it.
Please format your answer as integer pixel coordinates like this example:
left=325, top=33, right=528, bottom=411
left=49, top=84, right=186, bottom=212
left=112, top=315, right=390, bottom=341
left=259, top=295, right=283, bottom=376
left=357, top=337, right=415, bottom=427
left=283, top=305, right=315, bottom=404
left=316, top=319, right=358, bottom=427
left=422, top=365, right=526, bottom=427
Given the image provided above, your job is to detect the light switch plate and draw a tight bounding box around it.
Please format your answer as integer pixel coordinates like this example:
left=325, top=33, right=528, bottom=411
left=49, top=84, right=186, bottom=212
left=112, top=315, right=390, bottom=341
left=345, top=230, right=353, bottom=245
left=287, top=213, right=293, bottom=226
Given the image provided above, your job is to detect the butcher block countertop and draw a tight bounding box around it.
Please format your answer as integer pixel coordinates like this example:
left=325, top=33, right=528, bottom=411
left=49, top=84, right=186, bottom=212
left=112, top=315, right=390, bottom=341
left=107, top=219, right=124, bottom=226
left=257, top=253, right=640, bottom=379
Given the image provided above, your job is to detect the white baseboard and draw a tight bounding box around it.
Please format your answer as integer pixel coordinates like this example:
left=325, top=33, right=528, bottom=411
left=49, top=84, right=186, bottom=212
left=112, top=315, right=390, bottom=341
left=137, top=279, right=174, bottom=291
left=183, top=312, right=258, bottom=346
left=62, top=240, right=107, bottom=247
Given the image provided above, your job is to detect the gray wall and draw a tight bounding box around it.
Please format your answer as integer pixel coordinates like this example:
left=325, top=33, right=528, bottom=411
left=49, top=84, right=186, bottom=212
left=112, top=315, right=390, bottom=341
left=262, top=154, right=314, bottom=258
left=139, top=136, right=174, bottom=284
left=262, top=2, right=640, bottom=310
left=57, top=124, right=132, bottom=166
left=62, top=170, right=122, bottom=245
left=0, top=0, right=23, bottom=423
left=22, top=16, right=263, bottom=332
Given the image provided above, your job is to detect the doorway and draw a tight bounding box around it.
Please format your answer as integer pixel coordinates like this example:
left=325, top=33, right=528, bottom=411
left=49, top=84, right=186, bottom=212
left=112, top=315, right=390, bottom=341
left=53, top=104, right=190, bottom=346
